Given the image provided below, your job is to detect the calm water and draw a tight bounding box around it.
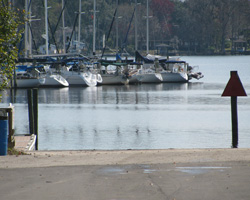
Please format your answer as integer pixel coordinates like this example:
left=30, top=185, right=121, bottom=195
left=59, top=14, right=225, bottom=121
left=1, top=56, right=250, bottom=150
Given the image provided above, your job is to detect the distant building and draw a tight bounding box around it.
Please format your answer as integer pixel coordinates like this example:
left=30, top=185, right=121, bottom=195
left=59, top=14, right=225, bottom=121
left=232, top=38, right=247, bottom=53
left=155, top=44, right=169, bottom=56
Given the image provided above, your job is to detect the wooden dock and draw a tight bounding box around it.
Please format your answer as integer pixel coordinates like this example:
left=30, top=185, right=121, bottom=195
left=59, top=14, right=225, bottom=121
left=14, top=135, right=36, bottom=152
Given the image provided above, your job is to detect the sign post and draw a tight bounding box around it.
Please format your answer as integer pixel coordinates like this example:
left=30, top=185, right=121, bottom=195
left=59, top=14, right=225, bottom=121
left=222, top=71, right=247, bottom=148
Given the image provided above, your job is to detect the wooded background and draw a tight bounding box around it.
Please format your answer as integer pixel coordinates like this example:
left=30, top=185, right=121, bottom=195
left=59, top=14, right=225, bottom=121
left=14, top=0, right=250, bottom=56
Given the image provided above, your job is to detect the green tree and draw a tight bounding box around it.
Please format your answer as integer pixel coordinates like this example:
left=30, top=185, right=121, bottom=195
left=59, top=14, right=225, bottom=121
left=0, top=0, right=23, bottom=92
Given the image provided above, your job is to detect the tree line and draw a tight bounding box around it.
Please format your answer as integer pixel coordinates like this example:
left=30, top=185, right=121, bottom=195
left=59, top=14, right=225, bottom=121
left=14, top=0, right=250, bottom=56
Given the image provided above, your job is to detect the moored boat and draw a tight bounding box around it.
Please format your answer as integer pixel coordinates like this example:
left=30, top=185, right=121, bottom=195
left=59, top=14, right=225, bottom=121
left=60, top=62, right=98, bottom=87
left=14, top=66, right=45, bottom=88
left=34, top=65, right=69, bottom=87
left=100, top=73, right=129, bottom=85
left=15, top=76, right=45, bottom=88
left=97, top=60, right=130, bottom=85
left=44, top=74, right=69, bottom=87
left=134, top=51, right=203, bottom=83
left=133, top=68, right=163, bottom=83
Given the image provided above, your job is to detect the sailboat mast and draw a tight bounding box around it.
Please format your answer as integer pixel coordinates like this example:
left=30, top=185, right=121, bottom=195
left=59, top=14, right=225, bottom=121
left=45, top=0, right=49, bottom=55
left=93, top=0, right=96, bottom=55
left=115, top=0, right=119, bottom=54
left=146, top=0, right=149, bottom=54
left=62, top=0, right=66, bottom=53
left=135, top=0, right=138, bottom=51
left=28, top=1, right=32, bottom=57
left=25, top=0, right=29, bottom=57
left=78, top=0, right=81, bottom=53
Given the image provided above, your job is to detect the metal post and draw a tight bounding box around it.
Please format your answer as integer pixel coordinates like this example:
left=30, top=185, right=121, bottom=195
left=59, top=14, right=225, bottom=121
left=33, top=89, right=38, bottom=150
left=222, top=71, right=247, bottom=148
left=27, top=89, right=34, bottom=135
left=231, top=96, right=238, bottom=148
left=7, top=105, right=15, bottom=148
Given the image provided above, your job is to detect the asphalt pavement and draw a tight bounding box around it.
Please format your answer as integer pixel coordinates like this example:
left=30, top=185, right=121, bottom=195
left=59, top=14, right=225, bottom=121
left=1, top=149, right=250, bottom=200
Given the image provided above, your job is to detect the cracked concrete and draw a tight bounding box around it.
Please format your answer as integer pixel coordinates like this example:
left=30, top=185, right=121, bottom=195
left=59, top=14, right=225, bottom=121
left=1, top=149, right=250, bottom=200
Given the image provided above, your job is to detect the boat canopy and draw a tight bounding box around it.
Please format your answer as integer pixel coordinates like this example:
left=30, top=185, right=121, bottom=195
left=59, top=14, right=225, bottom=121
left=135, top=51, right=186, bottom=64
left=164, top=60, right=186, bottom=64
left=17, top=58, right=48, bottom=63
left=63, top=56, right=90, bottom=64
left=16, top=65, right=45, bottom=72
left=16, top=65, right=28, bottom=72
left=100, top=61, right=129, bottom=67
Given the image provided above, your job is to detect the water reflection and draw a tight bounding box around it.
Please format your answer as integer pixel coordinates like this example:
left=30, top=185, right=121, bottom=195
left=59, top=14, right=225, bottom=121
left=1, top=83, right=189, bottom=105
left=1, top=80, right=250, bottom=150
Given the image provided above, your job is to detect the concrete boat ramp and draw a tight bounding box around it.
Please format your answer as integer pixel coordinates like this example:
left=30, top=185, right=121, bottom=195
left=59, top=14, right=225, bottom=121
left=1, top=142, right=250, bottom=200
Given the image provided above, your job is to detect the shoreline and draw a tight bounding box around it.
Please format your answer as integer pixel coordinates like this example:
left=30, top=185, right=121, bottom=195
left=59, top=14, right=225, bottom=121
left=1, top=148, right=250, bottom=169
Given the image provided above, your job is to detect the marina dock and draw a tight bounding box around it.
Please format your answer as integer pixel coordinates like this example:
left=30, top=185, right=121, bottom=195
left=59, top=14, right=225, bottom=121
left=14, top=135, right=36, bottom=152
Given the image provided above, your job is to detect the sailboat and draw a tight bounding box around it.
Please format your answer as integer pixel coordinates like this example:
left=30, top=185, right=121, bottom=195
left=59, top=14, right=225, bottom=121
left=129, top=0, right=203, bottom=83
left=37, top=65, right=69, bottom=87
left=14, top=65, right=45, bottom=88
left=96, top=57, right=130, bottom=85
left=59, top=57, right=99, bottom=87
left=134, top=51, right=203, bottom=83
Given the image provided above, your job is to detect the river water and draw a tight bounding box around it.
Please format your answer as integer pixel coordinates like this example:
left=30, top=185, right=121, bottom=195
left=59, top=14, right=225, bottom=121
left=1, top=55, right=250, bottom=150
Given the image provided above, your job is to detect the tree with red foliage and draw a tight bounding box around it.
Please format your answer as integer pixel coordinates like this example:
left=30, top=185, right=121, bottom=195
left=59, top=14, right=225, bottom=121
left=151, top=0, right=174, bottom=36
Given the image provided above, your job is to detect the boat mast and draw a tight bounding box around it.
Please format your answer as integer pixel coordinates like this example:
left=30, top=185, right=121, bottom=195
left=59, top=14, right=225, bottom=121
left=24, top=0, right=33, bottom=57
left=62, top=0, right=66, bottom=53
left=115, top=0, right=119, bottom=54
left=135, top=0, right=138, bottom=51
left=28, top=1, right=32, bottom=57
left=78, top=0, right=82, bottom=53
left=146, top=0, right=149, bottom=54
left=45, top=0, right=49, bottom=55
left=25, top=0, right=29, bottom=57
left=93, top=0, right=96, bottom=55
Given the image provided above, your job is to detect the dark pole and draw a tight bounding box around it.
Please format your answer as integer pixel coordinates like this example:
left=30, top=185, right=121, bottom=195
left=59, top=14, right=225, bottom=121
left=222, top=71, right=247, bottom=148
left=33, top=89, right=38, bottom=150
left=231, top=96, right=238, bottom=148
left=27, top=89, right=34, bottom=135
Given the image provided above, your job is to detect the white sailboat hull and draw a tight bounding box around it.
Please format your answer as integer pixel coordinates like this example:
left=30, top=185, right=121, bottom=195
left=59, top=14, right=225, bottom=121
left=61, top=71, right=97, bottom=87
left=101, top=74, right=129, bottom=85
left=136, top=73, right=163, bottom=83
left=95, top=74, right=103, bottom=84
left=161, top=72, right=188, bottom=83
left=15, top=78, right=45, bottom=88
left=43, top=74, right=69, bottom=87
left=129, top=74, right=139, bottom=84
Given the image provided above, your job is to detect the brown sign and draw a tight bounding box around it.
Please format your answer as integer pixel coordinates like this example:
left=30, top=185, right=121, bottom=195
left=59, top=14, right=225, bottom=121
left=222, top=71, right=247, bottom=97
